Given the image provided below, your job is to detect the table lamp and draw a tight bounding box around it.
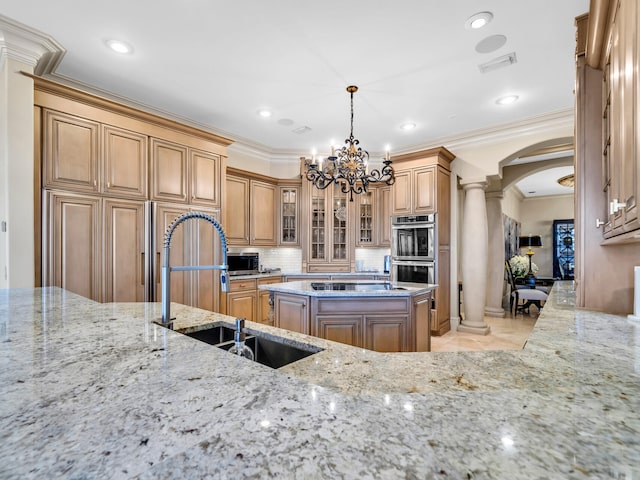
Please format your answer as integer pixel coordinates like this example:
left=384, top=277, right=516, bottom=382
left=519, top=234, right=543, bottom=288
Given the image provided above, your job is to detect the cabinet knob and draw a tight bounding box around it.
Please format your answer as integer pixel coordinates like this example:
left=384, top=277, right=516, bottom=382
left=595, top=218, right=605, bottom=228
left=609, top=199, right=627, bottom=215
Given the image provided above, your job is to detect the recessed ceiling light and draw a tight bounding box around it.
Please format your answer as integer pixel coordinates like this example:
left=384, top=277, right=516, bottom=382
left=257, top=109, right=272, bottom=118
left=400, top=122, right=416, bottom=131
left=496, top=95, right=519, bottom=105
left=465, top=12, right=493, bottom=30
left=106, top=39, right=133, bottom=54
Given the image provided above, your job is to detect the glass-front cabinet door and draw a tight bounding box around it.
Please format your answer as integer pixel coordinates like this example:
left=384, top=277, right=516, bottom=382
left=357, top=189, right=374, bottom=246
left=279, top=184, right=300, bottom=246
left=306, top=183, right=352, bottom=271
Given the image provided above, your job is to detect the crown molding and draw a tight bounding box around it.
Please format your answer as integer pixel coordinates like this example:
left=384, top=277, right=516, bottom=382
left=0, top=15, right=65, bottom=73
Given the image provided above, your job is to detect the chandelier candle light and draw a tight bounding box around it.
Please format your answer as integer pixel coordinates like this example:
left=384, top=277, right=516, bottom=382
left=305, top=86, right=395, bottom=201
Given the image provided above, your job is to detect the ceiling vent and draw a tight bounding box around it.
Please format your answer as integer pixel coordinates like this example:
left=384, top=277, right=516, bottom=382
left=478, top=52, right=517, bottom=74
left=292, top=126, right=312, bottom=134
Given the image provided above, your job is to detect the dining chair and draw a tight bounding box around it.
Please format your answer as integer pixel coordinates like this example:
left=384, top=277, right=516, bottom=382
left=505, top=261, right=549, bottom=315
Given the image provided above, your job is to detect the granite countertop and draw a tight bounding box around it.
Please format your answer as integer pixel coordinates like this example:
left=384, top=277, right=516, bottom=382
left=1, top=283, right=639, bottom=479
left=258, top=280, right=435, bottom=297
left=228, top=271, right=388, bottom=280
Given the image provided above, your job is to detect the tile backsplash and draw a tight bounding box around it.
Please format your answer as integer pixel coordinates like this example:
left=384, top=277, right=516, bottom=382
left=229, top=247, right=391, bottom=273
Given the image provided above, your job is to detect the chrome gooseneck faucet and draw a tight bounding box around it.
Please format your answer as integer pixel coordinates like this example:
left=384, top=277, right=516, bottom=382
left=161, top=212, right=228, bottom=325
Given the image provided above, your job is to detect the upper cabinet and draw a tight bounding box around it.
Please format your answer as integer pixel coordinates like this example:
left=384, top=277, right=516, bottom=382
left=356, top=186, right=391, bottom=247
left=225, top=168, right=278, bottom=247
left=190, top=149, right=221, bottom=207
left=600, top=0, right=639, bottom=239
left=392, top=164, right=436, bottom=215
left=278, top=180, right=301, bottom=246
left=103, top=125, right=148, bottom=198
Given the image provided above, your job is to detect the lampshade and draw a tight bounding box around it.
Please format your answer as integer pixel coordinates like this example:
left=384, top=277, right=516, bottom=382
left=518, top=235, right=543, bottom=249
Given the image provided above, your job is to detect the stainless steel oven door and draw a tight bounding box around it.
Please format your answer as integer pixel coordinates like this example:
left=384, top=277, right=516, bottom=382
left=391, top=223, right=435, bottom=260
left=392, top=261, right=435, bottom=284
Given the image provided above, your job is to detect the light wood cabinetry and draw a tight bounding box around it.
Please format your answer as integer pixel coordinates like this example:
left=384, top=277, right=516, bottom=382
left=316, top=315, right=364, bottom=348
left=224, top=275, right=283, bottom=323
left=391, top=148, right=454, bottom=336
left=365, top=316, right=409, bottom=352
left=251, top=181, right=277, bottom=245
left=103, top=125, right=148, bottom=199
left=278, top=181, right=301, bottom=246
left=304, top=183, right=353, bottom=272
left=378, top=186, right=392, bottom=247
left=36, top=77, right=230, bottom=311
left=43, top=191, right=147, bottom=303
left=225, top=169, right=278, bottom=247
left=103, top=198, right=146, bottom=303
left=274, top=292, right=309, bottom=334
left=356, top=186, right=392, bottom=247
left=600, top=0, right=640, bottom=238
left=257, top=276, right=283, bottom=325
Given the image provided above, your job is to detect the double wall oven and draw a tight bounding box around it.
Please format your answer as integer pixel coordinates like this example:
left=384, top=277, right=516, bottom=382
left=391, top=214, right=435, bottom=284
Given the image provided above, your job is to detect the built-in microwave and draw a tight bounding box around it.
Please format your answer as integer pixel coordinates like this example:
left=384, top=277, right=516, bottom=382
left=391, top=214, right=436, bottom=261
left=227, top=252, right=259, bottom=275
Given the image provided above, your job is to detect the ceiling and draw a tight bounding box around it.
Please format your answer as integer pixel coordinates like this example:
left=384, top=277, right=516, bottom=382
left=1, top=0, right=588, bottom=195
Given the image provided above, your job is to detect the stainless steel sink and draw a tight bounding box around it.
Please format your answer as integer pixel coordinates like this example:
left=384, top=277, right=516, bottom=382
left=184, top=325, right=322, bottom=369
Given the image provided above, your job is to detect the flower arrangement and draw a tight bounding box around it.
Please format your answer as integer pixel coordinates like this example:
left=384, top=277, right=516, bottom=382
left=509, top=255, right=538, bottom=278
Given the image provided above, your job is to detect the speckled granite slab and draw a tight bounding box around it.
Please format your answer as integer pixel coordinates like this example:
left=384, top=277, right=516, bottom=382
left=1, top=283, right=639, bottom=479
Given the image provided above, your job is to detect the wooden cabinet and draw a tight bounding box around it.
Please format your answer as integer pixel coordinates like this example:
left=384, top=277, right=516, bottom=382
left=356, top=186, right=392, bottom=247
left=150, top=138, right=189, bottom=203
left=316, top=315, right=363, bottom=348
left=278, top=182, right=300, bottom=246
left=225, top=174, right=250, bottom=245
left=227, top=278, right=258, bottom=321
left=103, top=198, right=146, bottom=303
left=153, top=203, right=221, bottom=311
left=43, top=191, right=147, bottom=303
left=251, top=181, right=277, bottom=245
left=190, top=149, right=221, bottom=207
left=305, top=183, right=352, bottom=272
left=226, top=169, right=277, bottom=247
left=103, top=126, right=148, bottom=199
left=378, top=186, right=392, bottom=246
left=274, top=292, right=309, bottom=334
left=43, top=111, right=148, bottom=200
left=601, top=0, right=640, bottom=239
left=392, top=165, right=436, bottom=215
left=257, top=276, right=282, bottom=325
left=391, top=148, right=454, bottom=336
left=365, top=316, right=409, bottom=352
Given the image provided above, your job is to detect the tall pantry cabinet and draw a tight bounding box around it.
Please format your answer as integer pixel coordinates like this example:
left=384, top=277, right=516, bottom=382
left=35, top=77, right=232, bottom=310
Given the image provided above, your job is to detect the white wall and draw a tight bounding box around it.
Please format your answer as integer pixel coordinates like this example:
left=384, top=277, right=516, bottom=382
left=502, top=186, right=523, bottom=221
left=519, top=194, right=574, bottom=277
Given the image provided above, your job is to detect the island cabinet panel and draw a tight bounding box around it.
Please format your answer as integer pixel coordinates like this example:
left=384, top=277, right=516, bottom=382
left=43, top=110, right=100, bottom=193
left=315, top=316, right=363, bottom=348
left=413, top=293, right=432, bottom=352
left=275, top=293, right=309, bottom=334
left=365, top=316, right=409, bottom=352
left=150, top=138, right=189, bottom=203
left=102, top=125, right=148, bottom=199
left=257, top=276, right=283, bottom=325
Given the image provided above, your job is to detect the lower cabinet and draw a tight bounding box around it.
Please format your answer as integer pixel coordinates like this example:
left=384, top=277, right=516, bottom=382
left=270, top=293, right=430, bottom=352
left=274, top=292, right=309, bottom=334
left=226, top=276, right=283, bottom=323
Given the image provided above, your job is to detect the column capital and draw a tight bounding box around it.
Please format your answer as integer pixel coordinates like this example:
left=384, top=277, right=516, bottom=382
left=485, top=190, right=504, bottom=199
left=0, top=15, right=65, bottom=74
left=461, top=180, right=488, bottom=192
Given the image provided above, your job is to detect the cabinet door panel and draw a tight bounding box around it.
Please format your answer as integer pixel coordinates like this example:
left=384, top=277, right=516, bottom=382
left=191, top=149, right=220, bottom=207
left=44, top=110, right=99, bottom=193
left=103, top=126, right=148, bottom=198
left=414, top=166, right=436, bottom=214
left=392, top=170, right=411, bottom=215
left=191, top=208, right=220, bottom=312
left=275, top=293, right=309, bottom=334
left=365, top=316, right=408, bottom=352
left=227, top=291, right=257, bottom=321
left=316, top=316, right=363, bottom=348
left=151, top=139, right=188, bottom=203
left=251, top=181, right=277, bottom=245
left=154, top=204, right=190, bottom=304
left=378, top=186, right=392, bottom=246
left=279, top=185, right=300, bottom=245
left=104, top=199, right=146, bottom=302
left=48, top=192, right=101, bottom=301
left=226, top=175, right=250, bottom=245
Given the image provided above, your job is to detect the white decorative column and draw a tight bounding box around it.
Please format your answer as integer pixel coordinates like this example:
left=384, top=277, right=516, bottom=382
left=458, top=181, right=491, bottom=335
left=0, top=17, right=63, bottom=288
left=485, top=191, right=506, bottom=318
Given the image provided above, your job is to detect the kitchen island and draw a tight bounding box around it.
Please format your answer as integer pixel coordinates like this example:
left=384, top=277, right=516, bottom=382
left=259, top=280, right=435, bottom=352
left=0, top=283, right=639, bottom=479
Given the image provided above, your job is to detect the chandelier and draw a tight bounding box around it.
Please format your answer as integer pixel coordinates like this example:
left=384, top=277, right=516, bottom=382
left=304, top=85, right=394, bottom=202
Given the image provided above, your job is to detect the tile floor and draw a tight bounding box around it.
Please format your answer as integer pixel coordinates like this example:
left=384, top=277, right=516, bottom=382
left=430, top=309, right=539, bottom=352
